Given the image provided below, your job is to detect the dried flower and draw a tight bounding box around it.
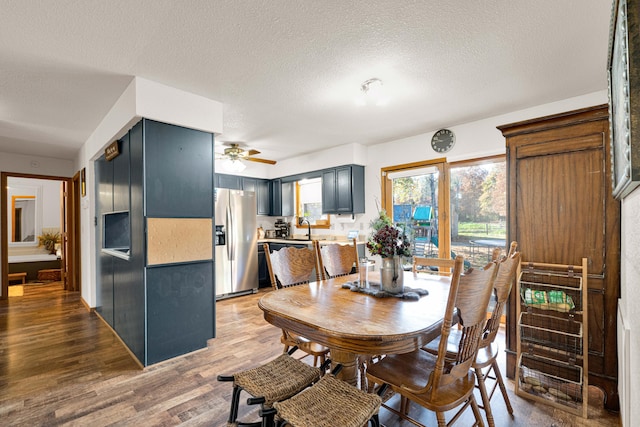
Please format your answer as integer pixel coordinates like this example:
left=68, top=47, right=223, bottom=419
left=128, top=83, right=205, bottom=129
left=366, top=211, right=411, bottom=258
left=38, top=231, right=60, bottom=254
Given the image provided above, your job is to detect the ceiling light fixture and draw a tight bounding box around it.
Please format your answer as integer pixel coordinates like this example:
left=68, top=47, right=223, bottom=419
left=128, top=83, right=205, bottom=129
left=221, top=158, right=247, bottom=173
left=356, top=78, right=388, bottom=106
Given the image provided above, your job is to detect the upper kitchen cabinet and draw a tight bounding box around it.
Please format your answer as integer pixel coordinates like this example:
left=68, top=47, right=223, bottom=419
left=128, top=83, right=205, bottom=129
left=322, top=165, right=365, bottom=214
left=270, top=179, right=294, bottom=217
left=242, top=177, right=271, bottom=215
left=216, top=173, right=242, bottom=190
left=145, top=120, right=214, bottom=218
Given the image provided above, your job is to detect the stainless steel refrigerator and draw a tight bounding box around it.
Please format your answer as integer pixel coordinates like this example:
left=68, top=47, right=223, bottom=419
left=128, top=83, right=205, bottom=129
left=214, top=188, right=258, bottom=299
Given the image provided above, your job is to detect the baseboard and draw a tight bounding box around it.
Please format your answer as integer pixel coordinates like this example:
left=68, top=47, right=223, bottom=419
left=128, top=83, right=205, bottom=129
left=93, top=310, right=144, bottom=370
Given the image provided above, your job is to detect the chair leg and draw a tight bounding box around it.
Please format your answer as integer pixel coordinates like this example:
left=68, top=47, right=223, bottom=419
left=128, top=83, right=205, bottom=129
left=228, top=385, right=242, bottom=424
left=469, top=395, right=485, bottom=427
left=475, top=365, right=495, bottom=427
left=492, top=359, right=514, bottom=415
left=370, top=414, right=380, bottom=427
left=436, top=411, right=447, bottom=427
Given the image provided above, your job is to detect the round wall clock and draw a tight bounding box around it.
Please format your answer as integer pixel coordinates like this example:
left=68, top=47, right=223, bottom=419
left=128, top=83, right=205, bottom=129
left=431, top=129, right=455, bottom=153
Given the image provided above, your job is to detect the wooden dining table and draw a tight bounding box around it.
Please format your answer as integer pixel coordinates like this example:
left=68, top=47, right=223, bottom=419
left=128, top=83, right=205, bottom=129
left=258, top=271, right=452, bottom=385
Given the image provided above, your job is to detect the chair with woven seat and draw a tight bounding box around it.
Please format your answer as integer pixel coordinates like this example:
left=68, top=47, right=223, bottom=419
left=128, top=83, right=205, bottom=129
left=263, top=243, right=329, bottom=367
left=316, top=238, right=359, bottom=280
left=366, top=255, right=498, bottom=427
left=264, top=364, right=382, bottom=427
left=217, top=346, right=326, bottom=427
left=423, top=241, right=520, bottom=427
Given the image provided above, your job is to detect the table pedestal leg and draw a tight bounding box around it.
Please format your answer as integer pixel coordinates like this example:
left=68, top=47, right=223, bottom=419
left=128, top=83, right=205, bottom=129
left=329, top=348, right=358, bottom=386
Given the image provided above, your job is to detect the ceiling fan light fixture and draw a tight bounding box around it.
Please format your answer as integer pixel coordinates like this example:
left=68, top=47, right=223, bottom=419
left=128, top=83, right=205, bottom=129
left=221, top=158, right=246, bottom=172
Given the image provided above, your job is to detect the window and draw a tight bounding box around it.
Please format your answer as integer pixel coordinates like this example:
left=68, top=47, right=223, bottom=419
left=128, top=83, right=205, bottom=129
left=450, top=157, right=506, bottom=269
left=296, top=178, right=330, bottom=228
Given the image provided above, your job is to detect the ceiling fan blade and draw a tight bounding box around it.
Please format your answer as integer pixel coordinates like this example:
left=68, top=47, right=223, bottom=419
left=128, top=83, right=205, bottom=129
left=246, top=149, right=260, bottom=156
left=246, top=157, right=277, bottom=165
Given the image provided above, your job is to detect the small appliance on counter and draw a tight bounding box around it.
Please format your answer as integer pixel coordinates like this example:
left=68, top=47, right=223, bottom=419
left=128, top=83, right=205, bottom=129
left=274, top=218, right=290, bottom=238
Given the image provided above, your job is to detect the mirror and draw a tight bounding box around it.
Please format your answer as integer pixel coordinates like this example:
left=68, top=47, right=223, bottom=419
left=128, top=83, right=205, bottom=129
left=7, top=178, right=42, bottom=247
left=12, top=196, right=36, bottom=242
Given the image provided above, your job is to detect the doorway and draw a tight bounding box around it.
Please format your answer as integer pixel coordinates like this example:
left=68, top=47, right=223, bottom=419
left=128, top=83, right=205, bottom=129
left=1, top=171, right=80, bottom=300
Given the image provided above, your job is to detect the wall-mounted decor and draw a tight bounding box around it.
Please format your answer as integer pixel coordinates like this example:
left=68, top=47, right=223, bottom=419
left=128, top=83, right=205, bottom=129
left=608, top=0, right=640, bottom=199
left=80, top=167, right=86, bottom=197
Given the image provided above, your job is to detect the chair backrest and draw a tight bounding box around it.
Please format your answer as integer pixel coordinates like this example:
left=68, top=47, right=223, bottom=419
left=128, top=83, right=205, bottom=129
left=412, top=256, right=456, bottom=276
left=428, top=256, right=497, bottom=397
left=263, top=243, right=320, bottom=290
left=480, top=241, right=520, bottom=348
left=316, top=238, right=359, bottom=280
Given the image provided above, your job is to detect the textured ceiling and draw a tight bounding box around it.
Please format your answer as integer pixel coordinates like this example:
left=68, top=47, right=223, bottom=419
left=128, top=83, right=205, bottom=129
left=0, top=0, right=613, bottom=161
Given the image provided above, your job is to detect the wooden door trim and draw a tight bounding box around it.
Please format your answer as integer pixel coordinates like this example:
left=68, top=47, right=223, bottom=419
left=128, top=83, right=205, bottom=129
left=1, top=172, right=75, bottom=300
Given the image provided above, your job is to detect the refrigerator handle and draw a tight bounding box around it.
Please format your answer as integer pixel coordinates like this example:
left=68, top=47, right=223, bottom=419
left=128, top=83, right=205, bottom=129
left=227, top=206, right=234, bottom=261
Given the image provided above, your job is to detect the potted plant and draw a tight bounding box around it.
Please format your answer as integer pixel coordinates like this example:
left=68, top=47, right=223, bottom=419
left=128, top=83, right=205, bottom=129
left=38, top=231, right=61, bottom=254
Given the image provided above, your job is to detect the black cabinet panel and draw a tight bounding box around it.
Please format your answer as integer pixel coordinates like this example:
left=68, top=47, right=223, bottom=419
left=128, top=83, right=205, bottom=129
left=113, top=135, right=130, bottom=212
left=145, top=120, right=213, bottom=217
left=242, top=177, right=257, bottom=192
left=96, top=155, right=113, bottom=214
left=113, top=256, right=145, bottom=362
left=217, top=173, right=242, bottom=190
left=146, top=262, right=214, bottom=365
left=335, top=166, right=353, bottom=213
left=321, top=169, right=337, bottom=213
left=97, top=252, right=114, bottom=327
left=257, top=244, right=270, bottom=288
left=281, top=181, right=294, bottom=216
left=270, top=179, right=282, bottom=216
left=129, top=121, right=145, bottom=262
left=256, top=179, right=270, bottom=215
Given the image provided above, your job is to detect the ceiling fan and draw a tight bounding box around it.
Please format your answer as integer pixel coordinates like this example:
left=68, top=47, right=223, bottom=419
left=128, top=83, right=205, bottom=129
left=216, top=142, right=277, bottom=166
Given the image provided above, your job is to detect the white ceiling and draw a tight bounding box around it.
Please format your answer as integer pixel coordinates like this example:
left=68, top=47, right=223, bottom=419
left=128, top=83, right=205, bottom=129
left=0, top=0, right=613, bottom=162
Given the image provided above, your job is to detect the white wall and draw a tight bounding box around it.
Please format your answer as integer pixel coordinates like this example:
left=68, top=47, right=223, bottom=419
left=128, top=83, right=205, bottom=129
left=0, top=152, right=73, bottom=297
left=75, top=77, right=223, bottom=308
left=619, top=190, right=640, bottom=426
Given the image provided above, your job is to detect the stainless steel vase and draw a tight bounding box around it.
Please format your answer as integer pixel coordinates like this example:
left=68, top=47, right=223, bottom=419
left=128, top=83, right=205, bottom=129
left=380, top=256, right=404, bottom=294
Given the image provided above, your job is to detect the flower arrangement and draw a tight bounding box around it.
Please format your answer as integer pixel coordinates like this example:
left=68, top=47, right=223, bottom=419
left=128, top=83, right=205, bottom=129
left=38, top=231, right=61, bottom=254
left=366, top=210, right=411, bottom=258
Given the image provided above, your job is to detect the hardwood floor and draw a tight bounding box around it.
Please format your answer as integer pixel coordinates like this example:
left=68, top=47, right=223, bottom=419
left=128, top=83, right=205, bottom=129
left=0, top=283, right=621, bottom=426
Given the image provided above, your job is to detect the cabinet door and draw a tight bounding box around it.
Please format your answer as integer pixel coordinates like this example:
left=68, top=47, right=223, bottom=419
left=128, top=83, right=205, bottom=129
left=144, top=120, right=214, bottom=217
left=242, top=177, right=256, bottom=192
left=257, top=245, right=270, bottom=287
left=217, top=173, right=242, bottom=190
left=96, top=155, right=113, bottom=214
left=270, top=179, right=282, bottom=216
left=257, top=179, right=271, bottom=215
left=146, top=261, right=214, bottom=365
left=281, top=181, right=294, bottom=216
left=500, top=105, right=620, bottom=411
left=112, top=134, right=130, bottom=212
left=335, top=166, right=353, bottom=213
left=321, top=169, right=337, bottom=213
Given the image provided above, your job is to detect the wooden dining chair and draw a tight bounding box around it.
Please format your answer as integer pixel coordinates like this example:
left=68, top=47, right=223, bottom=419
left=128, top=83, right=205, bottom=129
left=423, top=241, right=520, bottom=427
left=366, top=255, right=498, bottom=427
left=412, top=256, right=456, bottom=276
left=263, top=243, right=329, bottom=367
left=217, top=346, right=326, bottom=427
left=316, top=238, right=359, bottom=280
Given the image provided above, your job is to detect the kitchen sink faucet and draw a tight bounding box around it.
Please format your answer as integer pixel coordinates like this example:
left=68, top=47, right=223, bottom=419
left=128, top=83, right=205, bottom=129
left=299, top=218, right=311, bottom=240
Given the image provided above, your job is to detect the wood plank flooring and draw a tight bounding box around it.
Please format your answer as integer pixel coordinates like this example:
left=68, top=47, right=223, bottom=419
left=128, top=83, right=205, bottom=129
left=1, top=283, right=621, bottom=426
